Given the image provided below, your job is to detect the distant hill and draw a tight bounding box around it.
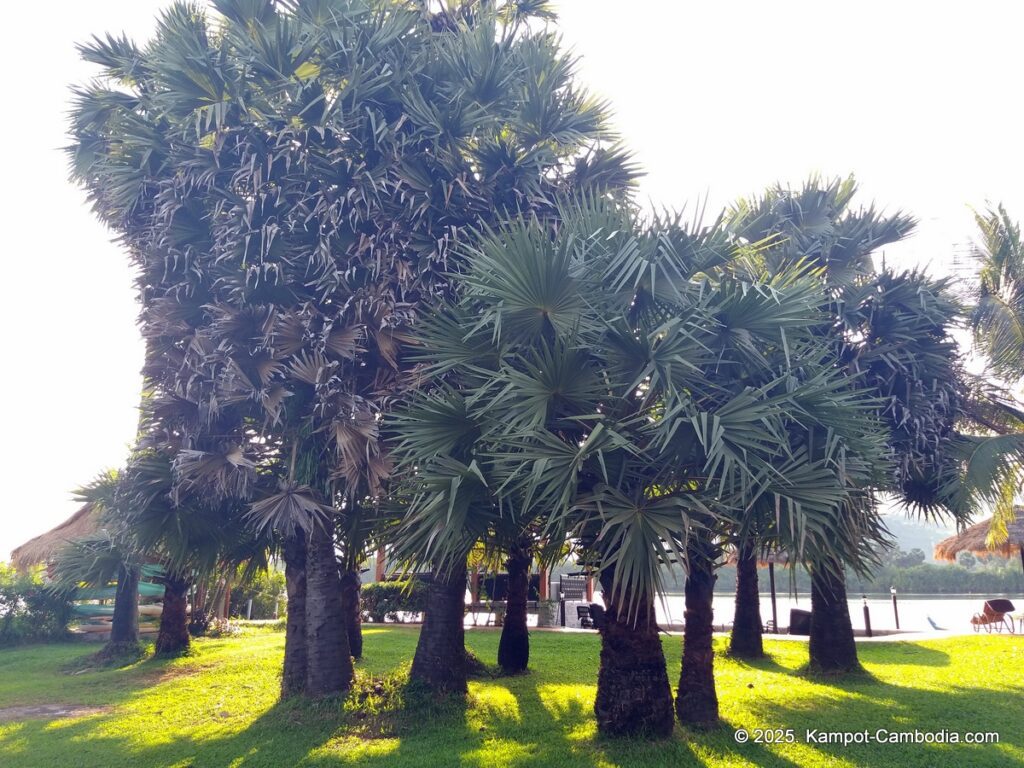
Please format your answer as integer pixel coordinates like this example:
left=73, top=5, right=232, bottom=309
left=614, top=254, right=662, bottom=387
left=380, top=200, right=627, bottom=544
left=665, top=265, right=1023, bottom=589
left=880, top=512, right=957, bottom=563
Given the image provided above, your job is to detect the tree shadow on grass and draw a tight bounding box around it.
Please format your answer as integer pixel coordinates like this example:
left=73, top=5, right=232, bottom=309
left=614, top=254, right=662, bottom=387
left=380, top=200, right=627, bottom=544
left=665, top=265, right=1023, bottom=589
left=0, top=678, right=456, bottom=768
left=791, top=663, right=881, bottom=689
left=4, top=631, right=1012, bottom=768
left=231, top=668, right=809, bottom=768
left=788, top=642, right=952, bottom=693
left=753, top=643, right=943, bottom=696
left=302, top=660, right=809, bottom=768
left=0, top=641, right=182, bottom=712
left=60, top=641, right=150, bottom=673
left=743, top=677, right=1024, bottom=767
left=0, top=670, right=870, bottom=768
left=722, top=653, right=791, bottom=674
left=0, top=636, right=325, bottom=768
left=857, top=641, right=950, bottom=667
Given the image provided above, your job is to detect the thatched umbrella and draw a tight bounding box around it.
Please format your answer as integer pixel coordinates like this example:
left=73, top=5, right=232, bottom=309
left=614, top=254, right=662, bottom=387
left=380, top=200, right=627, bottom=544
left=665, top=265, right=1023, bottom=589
left=934, top=514, right=1024, bottom=591
left=10, top=503, right=99, bottom=571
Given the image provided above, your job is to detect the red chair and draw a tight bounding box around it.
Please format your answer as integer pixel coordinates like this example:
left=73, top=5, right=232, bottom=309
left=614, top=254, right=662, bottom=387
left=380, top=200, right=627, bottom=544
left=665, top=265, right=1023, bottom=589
left=970, top=599, right=1016, bottom=634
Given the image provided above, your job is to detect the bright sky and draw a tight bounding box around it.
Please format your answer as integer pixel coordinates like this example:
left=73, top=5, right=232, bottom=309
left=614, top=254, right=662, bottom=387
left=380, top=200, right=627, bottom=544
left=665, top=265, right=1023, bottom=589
left=3, top=0, right=1021, bottom=559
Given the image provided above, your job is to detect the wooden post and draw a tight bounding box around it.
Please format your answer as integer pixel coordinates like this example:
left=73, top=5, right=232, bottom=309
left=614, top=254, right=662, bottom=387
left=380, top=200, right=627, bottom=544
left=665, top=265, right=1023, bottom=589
left=585, top=575, right=594, bottom=602
left=375, top=545, right=386, bottom=582
left=1019, top=545, right=1024, bottom=599
left=539, top=567, right=549, bottom=600
left=768, top=562, right=778, bottom=634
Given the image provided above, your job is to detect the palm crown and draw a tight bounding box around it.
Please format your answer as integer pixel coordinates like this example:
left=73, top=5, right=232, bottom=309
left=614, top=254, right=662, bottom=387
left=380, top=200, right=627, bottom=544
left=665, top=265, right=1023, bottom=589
left=68, top=0, right=634, bottom=543
left=387, top=197, right=890, bottom=608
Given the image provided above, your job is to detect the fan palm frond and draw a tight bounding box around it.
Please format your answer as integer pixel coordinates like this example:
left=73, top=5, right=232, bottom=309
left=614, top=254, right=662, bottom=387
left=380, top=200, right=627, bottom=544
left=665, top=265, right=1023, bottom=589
left=246, top=481, right=332, bottom=537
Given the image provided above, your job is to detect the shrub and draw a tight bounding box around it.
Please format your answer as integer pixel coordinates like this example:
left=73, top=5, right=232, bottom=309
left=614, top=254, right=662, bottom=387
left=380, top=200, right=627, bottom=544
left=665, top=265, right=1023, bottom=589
left=361, top=580, right=429, bottom=623
left=188, top=609, right=212, bottom=637
left=0, top=563, right=73, bottom=646
left=230, top=567, right=286, bottom=620
left=204, top=617, right=241, bottom=638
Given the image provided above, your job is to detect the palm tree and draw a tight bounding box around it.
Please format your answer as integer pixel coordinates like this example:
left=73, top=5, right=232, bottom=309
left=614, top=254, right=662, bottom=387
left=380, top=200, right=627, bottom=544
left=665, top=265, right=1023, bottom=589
left=386, top=205, right=678, bottom=721
left=970, top=205, right=1024, bottom=382
left=678, top=339, right=890, bottom=718
left=727, top=178, right=990, bottom=673
left=280, top=533, right=307, bottom=697
left=727, top=505, right=776, bottom=660
left=495, top=529, right=557, bottom=674
left=245, top=432, right=353, bottom=697
left=964, top=206, right=1024, bottom=539
left=496, top=540, right=531, bottom=674
left=729, top=540, right=763, bottom=658
left=53, top=532, right=141, bottom=653
left=336, top=501, right=377, bottom=660
left=69, top=0, right=633, bottom=698
left=726, top=180, right=906, bottom=673
left=387, top=389, right=489, bottom=694
left=50, top=471, right=142, bottom=656
left=388, top=198, right=888, bottom=733
left=116, top=447, right=269, bottom=656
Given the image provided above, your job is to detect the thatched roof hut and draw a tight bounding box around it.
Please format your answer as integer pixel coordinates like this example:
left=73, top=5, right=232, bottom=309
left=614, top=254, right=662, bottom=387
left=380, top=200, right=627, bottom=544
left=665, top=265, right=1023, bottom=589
left=10, top=503, right=100, bottom=571
left=933, top=514, right=1024, bottom=564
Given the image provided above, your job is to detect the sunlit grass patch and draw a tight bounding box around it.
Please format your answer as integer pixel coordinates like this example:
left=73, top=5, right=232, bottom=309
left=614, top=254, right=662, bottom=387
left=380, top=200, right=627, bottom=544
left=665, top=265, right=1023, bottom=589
left=0, top=629, right=1020, bottom=767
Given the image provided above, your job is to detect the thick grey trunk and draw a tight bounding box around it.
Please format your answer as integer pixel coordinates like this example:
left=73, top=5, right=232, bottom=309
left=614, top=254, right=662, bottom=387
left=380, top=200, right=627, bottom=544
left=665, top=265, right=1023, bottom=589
left=340, top=569, right=363, bottom=660
left=676, top=553, right=720, bottom=729
left=594, top=569, right=674, bottom=738
left=497, top=545, right=530, bottom=674
left=281, top=533, right=308, bottom=698
left=305, top=523, right=352, bottom=696
left=729, top=541, right=764, bottom=658
left=108, top=564, right=139, bottom=648
left=809, top=560, right=859, bottom=674
left=155, top=572, right=190, bottom=656
left=411, top=562, right=468, bottom=694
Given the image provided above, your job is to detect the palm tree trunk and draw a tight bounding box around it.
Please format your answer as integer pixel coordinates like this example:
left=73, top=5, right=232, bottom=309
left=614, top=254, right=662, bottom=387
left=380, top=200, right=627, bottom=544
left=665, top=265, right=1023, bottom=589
left=107, top=563, right=140, bottom=649
left=281, top=533, right=308, bottom=698
left=729, top=541, right=764, bottom=659
left=594, top=569, right=674, bottom=738
left=676, top=552, right=719, bottom=729
left=809, top=560, right=859, bottom=673
left=305, top=523, right=352, bottom=696
left=497, top=544, right=530, bottom=674
left=411, top=561, right=468, bottom=695
left=155, top=572, right=190, bottom=656
left=190, top=580, right=208, bottom=633
left=340, top=568, right=363, bottom=660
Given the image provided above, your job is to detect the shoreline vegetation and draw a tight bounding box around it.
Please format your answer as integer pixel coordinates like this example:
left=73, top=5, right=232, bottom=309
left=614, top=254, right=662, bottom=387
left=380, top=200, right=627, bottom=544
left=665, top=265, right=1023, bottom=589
left=656, top=561, right=1024, bottom=596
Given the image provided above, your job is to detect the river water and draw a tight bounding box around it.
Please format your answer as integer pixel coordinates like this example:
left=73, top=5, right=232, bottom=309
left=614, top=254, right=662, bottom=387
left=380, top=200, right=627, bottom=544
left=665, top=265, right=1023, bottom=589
left=660, top=593, right=1023, bottom=633
left=466, top=593, right=1024, bottom=633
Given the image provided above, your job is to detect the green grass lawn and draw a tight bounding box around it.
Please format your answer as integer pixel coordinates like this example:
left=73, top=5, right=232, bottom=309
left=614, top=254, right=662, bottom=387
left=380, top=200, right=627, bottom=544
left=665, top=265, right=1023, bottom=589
left=0, top=627, right=1021, bottom=767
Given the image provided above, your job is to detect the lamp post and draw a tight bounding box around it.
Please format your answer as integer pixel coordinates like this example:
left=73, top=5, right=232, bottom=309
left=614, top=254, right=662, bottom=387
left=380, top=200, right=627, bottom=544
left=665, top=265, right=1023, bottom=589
left=863, top=595, right=873, bottom=638
left=890, top=586, right=900, bottom=630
